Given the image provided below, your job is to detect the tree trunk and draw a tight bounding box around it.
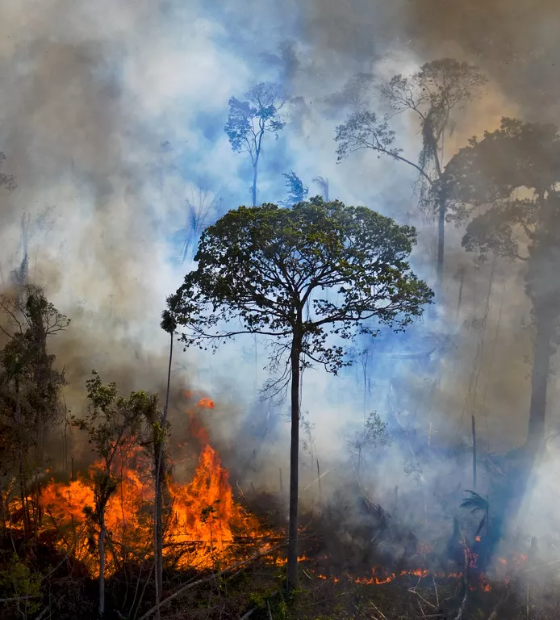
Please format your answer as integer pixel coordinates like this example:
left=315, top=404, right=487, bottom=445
left=286, top=331, right=302, bottom=590
left=472, top=415, right=477, bottom=490
left=15, top=376, right=30, bottom=539
left=154, top=436, right=163, bottom=614
left=527, top=320, right=552, bottom=450
left=154, top=330, right=174, bottom=612
left=99, top=513, right=106, bottom=618
left=252, top=163, right=258, bottom=207
left=436, top=198, right=445, bottom=293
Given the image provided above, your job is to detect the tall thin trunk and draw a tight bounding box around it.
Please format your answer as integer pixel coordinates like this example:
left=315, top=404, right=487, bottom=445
left=527, top=319, right=552, bottom=450
left=436, top=198, right=445, bottom=293
left=472, top=415, right=477, bottom=490
left=252, top=162, right=258, bottom=207
left=99, top=513, right=106, bottom=618
left=153, top=434, right=163, bottom=616
left=154, top=330, right=174, bottom=612
left=15, top=376, right=30, bottom=539
left=287, top=330, right=302, bottom=590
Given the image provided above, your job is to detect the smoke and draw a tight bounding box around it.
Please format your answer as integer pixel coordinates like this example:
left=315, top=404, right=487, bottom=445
left=1, top=0, right=559, bottom=574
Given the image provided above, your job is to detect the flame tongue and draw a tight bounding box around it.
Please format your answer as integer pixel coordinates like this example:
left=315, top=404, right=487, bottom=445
left=167, top=443, right=249, bottom=568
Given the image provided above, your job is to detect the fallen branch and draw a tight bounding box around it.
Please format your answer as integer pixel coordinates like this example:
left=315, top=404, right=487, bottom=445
left=0, top=595, right=41, bottom=603
left=369, top=600, right=388, bottom=619
left=35, top=606, right=51, bottom=620
left=137, top=543, right=286, bottom=620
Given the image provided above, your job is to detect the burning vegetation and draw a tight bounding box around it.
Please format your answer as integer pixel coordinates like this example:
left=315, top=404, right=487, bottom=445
left=1, top=219, right=559, bottom=620
left=0, top=350, right=553, bottom=620
left=4, top=14, right=560, bottom=617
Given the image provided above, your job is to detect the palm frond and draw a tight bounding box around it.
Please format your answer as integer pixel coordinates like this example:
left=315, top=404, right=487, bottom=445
left=460, top=490, right=488, bottom=514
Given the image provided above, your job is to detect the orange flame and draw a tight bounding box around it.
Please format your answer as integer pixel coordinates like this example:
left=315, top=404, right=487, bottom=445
left=27, top=410, right=270, bottom=577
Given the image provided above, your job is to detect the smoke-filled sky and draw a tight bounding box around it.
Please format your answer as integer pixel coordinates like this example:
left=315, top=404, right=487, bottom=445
left=1, top=0, right=560, bottom=537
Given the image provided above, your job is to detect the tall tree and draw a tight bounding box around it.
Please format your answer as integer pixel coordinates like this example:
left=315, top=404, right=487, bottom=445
left=147, top=311, right=176, bottom=614
left=166, top=197, right=432, bottom=589
left=225, top=82, right=286, bottom=206
left=335, top=59, right=486, bottom=292
left=72, top=371, right=153, bottom=618
left=441, top=118, right=560, bottom=450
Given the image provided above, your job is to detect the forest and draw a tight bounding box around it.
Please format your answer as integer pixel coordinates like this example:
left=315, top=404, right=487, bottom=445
left=2, top=1, right=560, bottom=619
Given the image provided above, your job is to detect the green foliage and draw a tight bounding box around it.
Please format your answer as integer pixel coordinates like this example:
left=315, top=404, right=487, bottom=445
left=0, top=554, right=42, bottom=618
left=348, top=411, right=389, bottom=461
left=160, top=309, right=177, bottom=334
left=167, top=197, right=433, bottom=375
left=74, top=370, right=157, bottom=455
left=248, top=591, right=265, bottom=607
left=0, top=286, right=69, bottom=528
left=0, top=285, right=69, bottom=393
left=72, top=371, right=158, bottom=520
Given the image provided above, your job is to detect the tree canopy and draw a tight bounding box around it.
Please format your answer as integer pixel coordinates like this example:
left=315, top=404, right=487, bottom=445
left=442, top=117, right=560, bottom=447
left=167, top=197, right=433, bottom=374
left=167, top=197, right=432, bottom=589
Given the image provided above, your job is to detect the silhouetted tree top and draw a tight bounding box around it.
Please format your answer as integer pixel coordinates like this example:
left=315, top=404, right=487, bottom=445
left=443, top=118, right=560, bottom=223
left=167, top=197, right=433, bottom=374
left=225, top=82, right=286, bottom=159
left=225, top=82, right=286, bottom=206
left=336, top=59, right=487, bottom=187
left=442, top=118, right=560, bottom=318
left=281, top=171, right=308, bottom=207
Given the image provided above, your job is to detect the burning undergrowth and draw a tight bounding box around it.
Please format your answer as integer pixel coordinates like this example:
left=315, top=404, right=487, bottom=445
left=7, top=395, right=276, bottom=579
left=2, top=385, right=556, bottom=619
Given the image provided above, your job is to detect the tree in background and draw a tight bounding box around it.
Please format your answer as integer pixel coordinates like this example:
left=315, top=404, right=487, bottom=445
left=0, top=286, right=69, bottom=538
left=166, top=197, right=432, bottom=589
left=225, top=82, right=286, bottom=207
left=442, top=118, right=560, bottom=451
left=281, top=171, right=308, bottom=207
left=335, top=59, right=486, bottom=291
left=313, top=176, right=329, bottom=202
left=171, top=187, right=224, bottom=264
left=72, top=371, right=153, bottom=618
